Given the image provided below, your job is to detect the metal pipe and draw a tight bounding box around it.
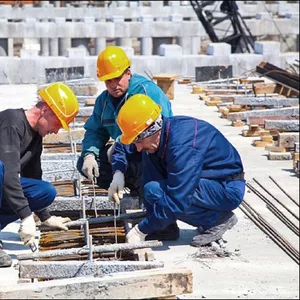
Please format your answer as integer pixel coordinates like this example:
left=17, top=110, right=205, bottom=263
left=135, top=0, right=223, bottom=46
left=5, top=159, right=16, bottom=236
left=18, top=240, right=163, bottom=261
left=252, top=178, right=299, bottom=221
left=269, top=175, right=299, bottom=207
left=64, top=211, right=146, bottom=228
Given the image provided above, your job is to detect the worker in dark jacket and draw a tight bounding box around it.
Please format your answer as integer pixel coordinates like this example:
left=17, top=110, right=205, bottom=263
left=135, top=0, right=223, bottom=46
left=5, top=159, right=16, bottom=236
left=77, top=46, right=173, bottom=196
left=111, top=94, right=246, bottom=247
left=0, top=82, right=79, bottom=267
left=76, top=46, right=177, bottom=240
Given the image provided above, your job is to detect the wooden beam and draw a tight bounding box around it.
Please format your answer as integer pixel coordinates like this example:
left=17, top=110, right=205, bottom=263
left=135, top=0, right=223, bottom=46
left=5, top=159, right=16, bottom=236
left=0, top=268, right=193, bottom=299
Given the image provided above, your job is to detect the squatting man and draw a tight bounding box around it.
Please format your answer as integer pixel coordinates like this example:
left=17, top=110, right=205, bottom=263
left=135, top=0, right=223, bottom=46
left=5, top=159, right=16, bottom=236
left=109, top=94, right=246, bottom=247
left=0, top=82, right=79, bottom=267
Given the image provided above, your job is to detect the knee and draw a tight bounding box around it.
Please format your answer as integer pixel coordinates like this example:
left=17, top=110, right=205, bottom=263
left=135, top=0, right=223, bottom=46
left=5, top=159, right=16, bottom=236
left=41, top=181, right=57, bottom=206
left=144, top=181, right=162, bottom=205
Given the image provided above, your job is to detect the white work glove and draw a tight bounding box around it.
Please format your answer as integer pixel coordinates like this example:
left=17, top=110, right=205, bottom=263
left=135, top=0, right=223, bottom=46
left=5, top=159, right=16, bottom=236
left=41, top=216, right=71, bottom=231
left=126, top=224, right=147, bottom=244
left=82, top=154, right=99, bottom=181
left=18, top=214, right=36, bottom=246
left=107, top=142, right=115, bottom=164
left=108, top=171, right=125, bottom=205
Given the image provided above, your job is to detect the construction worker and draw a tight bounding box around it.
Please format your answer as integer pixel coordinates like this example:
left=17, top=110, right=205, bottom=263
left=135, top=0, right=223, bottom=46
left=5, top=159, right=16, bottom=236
left=0, top=82, right=79, bottom=267
left=76, top=46, right=178, bottom=240
left=112, top=94, right=246, bottom=247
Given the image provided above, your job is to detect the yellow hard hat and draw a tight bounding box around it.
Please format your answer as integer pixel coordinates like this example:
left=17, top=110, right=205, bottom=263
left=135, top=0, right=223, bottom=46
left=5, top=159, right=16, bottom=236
left=117, top=94, right=162, bottom=145
left=97, top=46, right=131, bottom=81
left=38, top=82, right=79, bottom=132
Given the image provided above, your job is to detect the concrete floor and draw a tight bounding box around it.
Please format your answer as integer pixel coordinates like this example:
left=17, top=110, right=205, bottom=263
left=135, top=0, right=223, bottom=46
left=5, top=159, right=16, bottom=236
left=0, top=81, right=299, bottom=299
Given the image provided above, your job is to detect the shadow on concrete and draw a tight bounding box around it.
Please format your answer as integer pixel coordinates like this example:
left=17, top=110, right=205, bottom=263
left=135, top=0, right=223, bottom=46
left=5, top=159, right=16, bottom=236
left=152, top=228, right=197, bottom=252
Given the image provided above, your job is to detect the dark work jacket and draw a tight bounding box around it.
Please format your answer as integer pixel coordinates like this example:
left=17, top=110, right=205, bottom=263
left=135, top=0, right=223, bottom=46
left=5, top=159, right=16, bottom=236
left=114, top=116, right=244, bottom=222
left=0, top=108, right=44, bottom=219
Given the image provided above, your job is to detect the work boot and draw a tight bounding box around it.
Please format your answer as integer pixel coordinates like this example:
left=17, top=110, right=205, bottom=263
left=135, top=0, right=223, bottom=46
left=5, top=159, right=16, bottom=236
left=145, top=222, right=180, bottom=241
left=0, top=249, right=12, bottom=268
left=191, top=211, right=238, bottom=247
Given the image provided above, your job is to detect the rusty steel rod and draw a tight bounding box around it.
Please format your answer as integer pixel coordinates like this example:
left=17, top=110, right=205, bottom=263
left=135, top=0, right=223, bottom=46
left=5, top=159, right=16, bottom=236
left=240, top=200, right=299, bottom=265
left=253, top=178, right=299, bottom=221
left=64, top=211, right=146, bottom=228
left=269, top=175, right=299, bottom=207
left=247, top=183, right=299, bottom=235
left=18, top=240, right=163, bottom=261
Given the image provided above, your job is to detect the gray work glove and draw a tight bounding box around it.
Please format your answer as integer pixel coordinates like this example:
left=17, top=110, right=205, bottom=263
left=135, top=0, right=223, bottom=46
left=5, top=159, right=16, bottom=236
left=18, top=214, right=36, bottom=246
left=126, top=224, right=147, bottom=244
left=41, top=216, right=71, bottom=231
left=82, top=154, right=99, bottom=181
left=108, top=171, right=125, bottom=205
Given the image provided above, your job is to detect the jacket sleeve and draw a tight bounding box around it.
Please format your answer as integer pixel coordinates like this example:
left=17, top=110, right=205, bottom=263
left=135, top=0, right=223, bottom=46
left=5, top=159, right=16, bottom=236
left=81, top=96, right=110, bottom=158
left=0, top=126, right=32, bottom=219
left=111, top=141, right=138, bottom=174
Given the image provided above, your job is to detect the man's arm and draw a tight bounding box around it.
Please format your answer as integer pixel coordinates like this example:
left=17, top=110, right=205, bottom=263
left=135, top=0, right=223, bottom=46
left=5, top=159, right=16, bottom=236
left=81, top=97, right=110, bottom=158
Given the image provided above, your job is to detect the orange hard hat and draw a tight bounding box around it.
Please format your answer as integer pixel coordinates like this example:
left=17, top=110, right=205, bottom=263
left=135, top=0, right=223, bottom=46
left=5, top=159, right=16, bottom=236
left=117, top=94, right=162, bottom=144
left=97, top=46, right=131, bottom=81
left=38, top=82, right=79, bottom=132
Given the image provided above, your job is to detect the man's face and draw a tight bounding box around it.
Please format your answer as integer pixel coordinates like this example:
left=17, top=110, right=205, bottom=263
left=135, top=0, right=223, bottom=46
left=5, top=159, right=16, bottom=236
left=37, top=106, right=62, bottom=137
left=133, top=131, right=161, bottom=154
left=105, top=69, right=131, bottom=98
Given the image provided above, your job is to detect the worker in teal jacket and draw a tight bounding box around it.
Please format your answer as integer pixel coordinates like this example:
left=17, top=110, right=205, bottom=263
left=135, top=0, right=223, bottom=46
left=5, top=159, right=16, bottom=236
left=111, top=94, right=246, bottom=247
left=77, top=46, right=177, bottom=240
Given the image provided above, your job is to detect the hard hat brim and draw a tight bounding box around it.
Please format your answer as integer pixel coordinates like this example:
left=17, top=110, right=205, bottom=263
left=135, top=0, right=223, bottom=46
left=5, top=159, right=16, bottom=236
left=98, top=68, right=127, bottom=81
left=59, top=118, right=70, bottom=132
left=120, top=134, right=136, bottom=145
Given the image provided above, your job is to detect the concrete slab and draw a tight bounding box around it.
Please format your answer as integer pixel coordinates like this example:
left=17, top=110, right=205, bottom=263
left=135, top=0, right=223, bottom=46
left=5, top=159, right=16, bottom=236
left=0, top=82, right=299, bottom=298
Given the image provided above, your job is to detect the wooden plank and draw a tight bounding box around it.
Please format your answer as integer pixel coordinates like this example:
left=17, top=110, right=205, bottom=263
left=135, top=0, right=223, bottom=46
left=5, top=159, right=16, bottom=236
left=19, top=260, right=164, bottom=279
left=253, top=82, right=277, bottom=94
left=0, top=267, right=193, bottom=299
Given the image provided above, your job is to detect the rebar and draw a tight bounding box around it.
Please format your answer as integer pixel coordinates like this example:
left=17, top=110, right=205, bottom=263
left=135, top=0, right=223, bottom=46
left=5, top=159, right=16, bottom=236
left=247, top=182, right=299, bottom=236
left=240, top=200, right=299, bottom=265
left=269, top=175, right=299, bottom=207
left=253, top=178, right=299, bottom=221
left=18, top=240, right=163, bottom=261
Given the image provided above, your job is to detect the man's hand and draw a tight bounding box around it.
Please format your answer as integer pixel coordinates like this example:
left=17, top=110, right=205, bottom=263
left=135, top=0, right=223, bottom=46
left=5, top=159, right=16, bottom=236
left=41, top=216, right=71, bottom=231
left=108, top=171, right=125, bottom=205
left=18, top=214, right=36, bottom=246
left=126, top=224, right=147, bottom=244
left=82, top=154, right=99, bottom=181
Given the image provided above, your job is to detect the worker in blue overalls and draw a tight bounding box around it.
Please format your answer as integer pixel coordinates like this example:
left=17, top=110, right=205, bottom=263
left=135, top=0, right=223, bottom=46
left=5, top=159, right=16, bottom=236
left=111, top=94, right=246, bottom=247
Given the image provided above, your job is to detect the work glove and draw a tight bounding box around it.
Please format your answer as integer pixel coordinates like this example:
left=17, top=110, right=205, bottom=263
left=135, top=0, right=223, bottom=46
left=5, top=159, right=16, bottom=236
left=108, top=171, right=125, bottom=205
left=18, top=214, right=36, bottom=246
left=82, top=154, right=99, bottom=181
left=126, top=224, right=147, bottom=244
left=41, top=216, right=71, bottom=231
